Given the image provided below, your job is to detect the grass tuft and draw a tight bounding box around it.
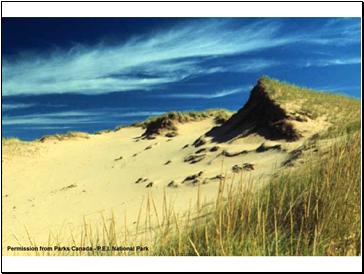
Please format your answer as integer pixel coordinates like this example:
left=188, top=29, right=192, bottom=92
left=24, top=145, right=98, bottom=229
left=126, top=109, right=234, bottom=129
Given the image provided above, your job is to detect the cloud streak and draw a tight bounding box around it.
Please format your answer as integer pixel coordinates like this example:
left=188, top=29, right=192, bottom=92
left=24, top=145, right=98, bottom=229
left=2, top=110, right=100, bottom=125
left=1, top=109, right=168, bottom=126
left=2, top=116, right=95, bottom=126
left=2, top=103, right=37, bottom=110
left=304, top=57, right=361, bottom=67
left=2, top=18, right=360, bottom=97
left=310, top=85, right=362, bottom=94
left=305, top=18, right=361, bottom=46
left=3, top=19, right=287, bottom=96
left=163, top=86, right=252, bottom=99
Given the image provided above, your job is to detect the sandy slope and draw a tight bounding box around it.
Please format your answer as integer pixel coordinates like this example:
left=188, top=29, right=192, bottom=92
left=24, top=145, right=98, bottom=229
left=2, top=118, right=307, bottom=255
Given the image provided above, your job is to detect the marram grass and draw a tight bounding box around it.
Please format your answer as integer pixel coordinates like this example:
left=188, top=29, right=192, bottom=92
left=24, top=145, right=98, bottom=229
left=154, top=131, right=361, bottom=256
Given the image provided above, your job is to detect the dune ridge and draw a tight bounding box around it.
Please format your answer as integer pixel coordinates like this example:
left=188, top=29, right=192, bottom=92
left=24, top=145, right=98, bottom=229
left=2, top=76, right=361, bottom=256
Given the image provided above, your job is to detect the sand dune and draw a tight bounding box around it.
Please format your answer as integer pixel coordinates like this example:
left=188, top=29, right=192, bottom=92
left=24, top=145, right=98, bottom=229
left=1, top=77, right=334, bottom=255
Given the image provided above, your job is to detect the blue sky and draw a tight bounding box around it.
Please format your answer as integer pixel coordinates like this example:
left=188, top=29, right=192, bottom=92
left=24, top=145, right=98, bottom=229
left=2, top=18, right=361, bottom=141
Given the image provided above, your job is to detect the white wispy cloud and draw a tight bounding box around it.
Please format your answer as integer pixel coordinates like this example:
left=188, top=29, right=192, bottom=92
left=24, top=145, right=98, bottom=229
left=163, top=86, right=252, bottom=99
left=2, top=18, right=360, bottom=97
left=2, top=103, right=37, bottom=110
left=306, top=18, right=361, bottom=46
left=2, top=110, right=103, bottom=125
left=310, top=85, right=361, bottom=93
left=1, top=19, right=290, bottom=96
left=39, top=111, right=100, bottom=117
left=304, top=57, right=361, bottom=67
left=227, top=60, right=281, bottom=73
left=19, top=126, right=73, bottom=130
left=111, top=111, right=166, bottom=117
left=2, top=116, right=95, bottom=125
left=204, top=60, right=281, bottom=74
left=1, top=110, right=167, bottom=126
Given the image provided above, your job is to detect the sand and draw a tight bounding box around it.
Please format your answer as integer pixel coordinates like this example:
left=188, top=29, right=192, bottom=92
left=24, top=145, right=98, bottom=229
left=2, top=117, right=325, bottom=255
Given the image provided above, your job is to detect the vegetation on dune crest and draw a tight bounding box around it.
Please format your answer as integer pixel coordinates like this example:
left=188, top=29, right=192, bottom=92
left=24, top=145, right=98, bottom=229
left=37, top=132, right=90, bottom=142
left=113, top=109, right=234, bottom=137
left=259, top=76, right=361, bottom=137
left=126, top=109, right=233, bottom=129
left=2, top=137, right=21, bottom=143
left=2, top=137, right=39, bottom=158
left=2, top=137, right=23, bottom=150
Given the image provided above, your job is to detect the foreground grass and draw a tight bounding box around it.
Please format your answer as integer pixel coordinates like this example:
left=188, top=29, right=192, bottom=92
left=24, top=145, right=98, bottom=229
left=152, top=132, right=361, bottom=256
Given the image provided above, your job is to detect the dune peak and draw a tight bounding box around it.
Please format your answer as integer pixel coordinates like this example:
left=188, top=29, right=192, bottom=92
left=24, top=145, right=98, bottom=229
left=206, top=77, right=334, bottom=142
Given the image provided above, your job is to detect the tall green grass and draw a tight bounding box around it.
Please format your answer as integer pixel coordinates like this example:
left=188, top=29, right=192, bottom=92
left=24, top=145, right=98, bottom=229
left=153, top=131, right=361, bottom=256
